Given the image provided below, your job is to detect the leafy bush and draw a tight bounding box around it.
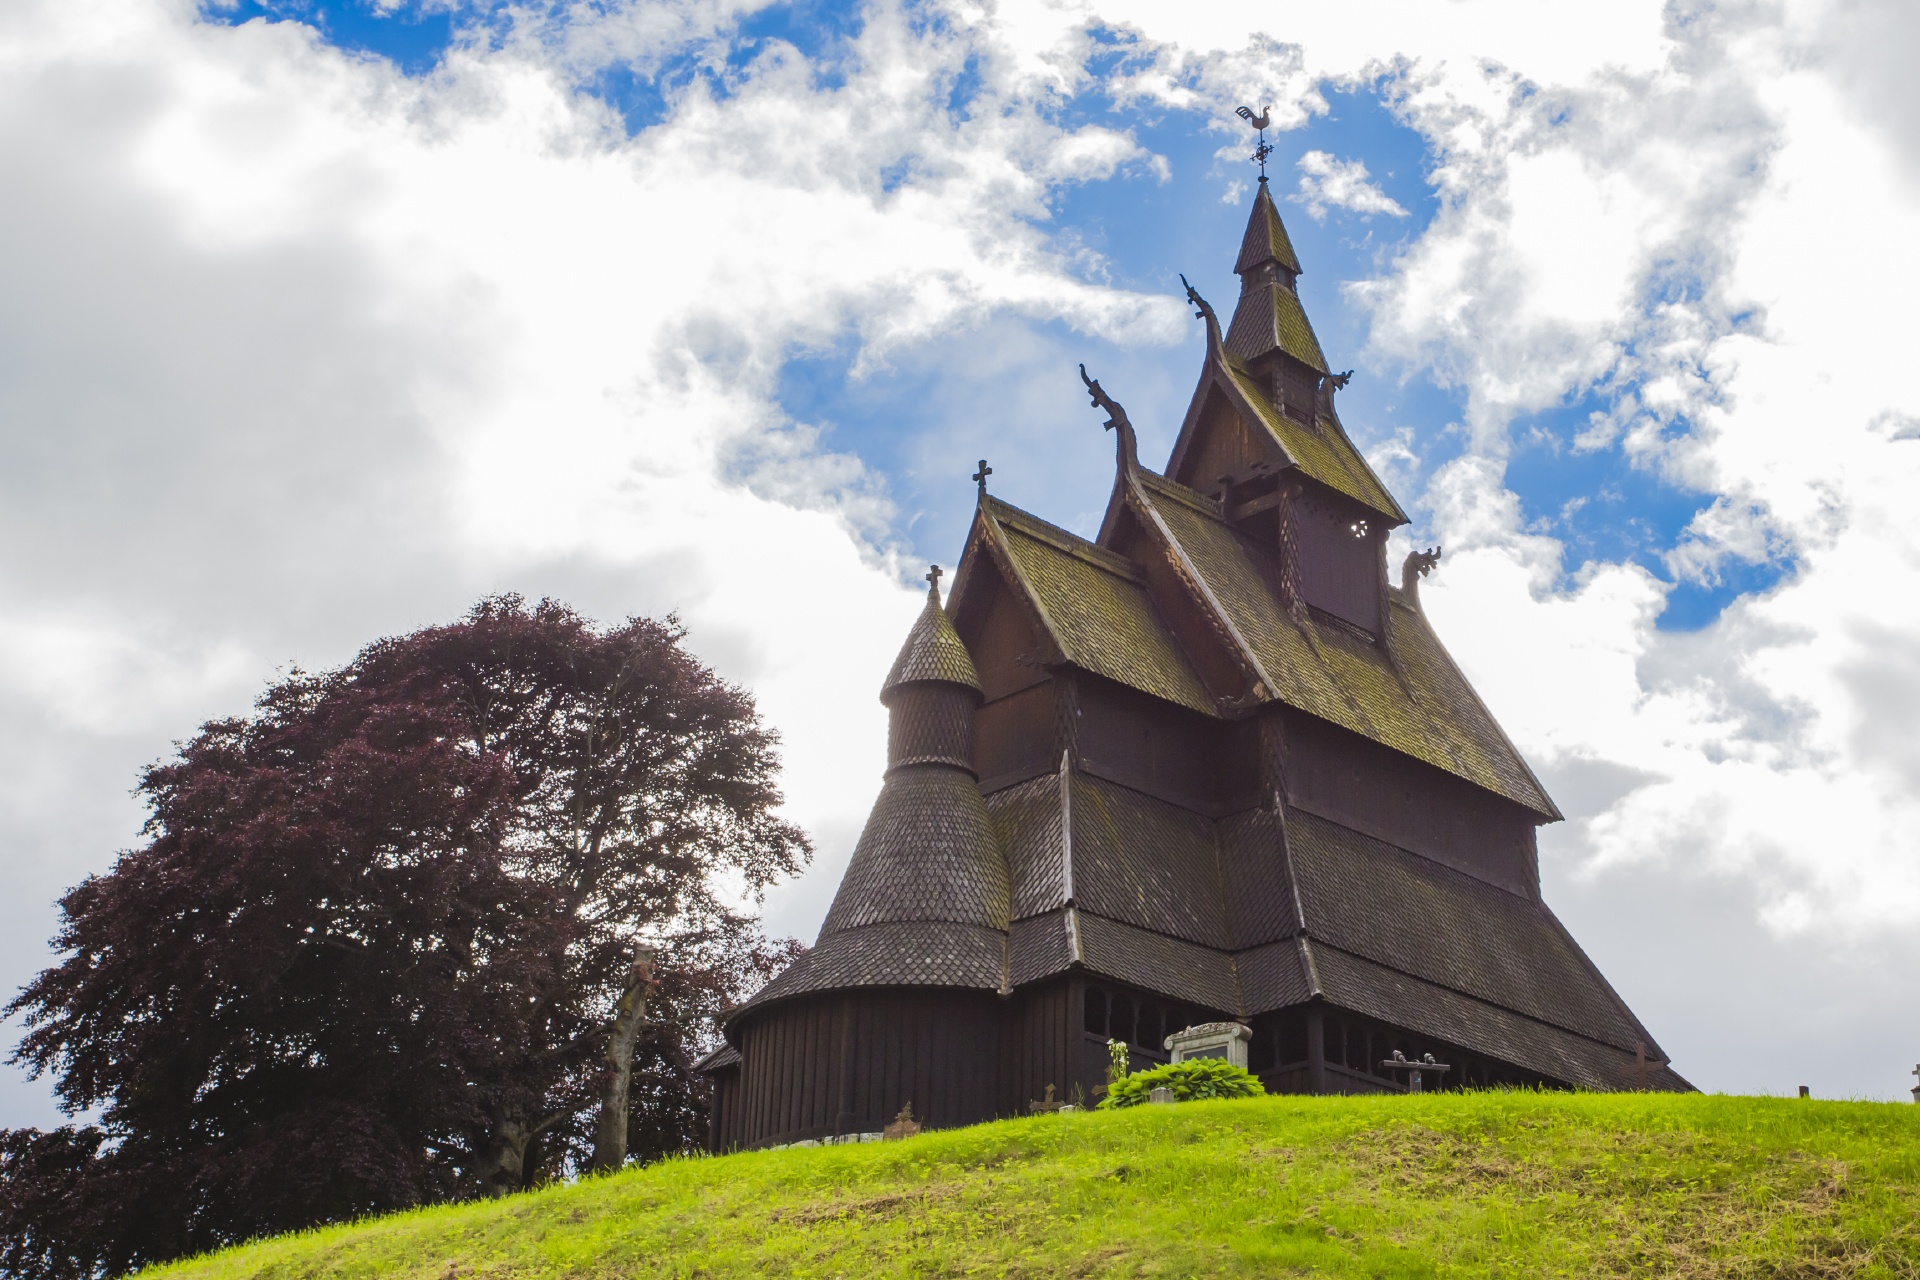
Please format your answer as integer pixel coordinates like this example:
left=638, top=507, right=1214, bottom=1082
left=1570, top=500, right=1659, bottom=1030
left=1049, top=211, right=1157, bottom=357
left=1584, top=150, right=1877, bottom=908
left=1097, top=1058, right=1267, bottom=1109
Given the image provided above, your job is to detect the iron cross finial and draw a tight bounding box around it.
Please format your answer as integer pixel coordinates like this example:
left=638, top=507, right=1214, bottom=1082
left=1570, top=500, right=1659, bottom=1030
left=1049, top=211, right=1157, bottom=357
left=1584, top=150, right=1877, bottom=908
left=1235, top=104, right=1273, bottom=181
left=972, top=459, right=992, bottom=497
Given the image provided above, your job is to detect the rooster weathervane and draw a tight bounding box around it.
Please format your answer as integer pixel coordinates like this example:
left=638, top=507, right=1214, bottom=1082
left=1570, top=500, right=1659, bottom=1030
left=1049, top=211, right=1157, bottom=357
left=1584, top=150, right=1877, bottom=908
left=1235, top=104, right=1272, bottom=181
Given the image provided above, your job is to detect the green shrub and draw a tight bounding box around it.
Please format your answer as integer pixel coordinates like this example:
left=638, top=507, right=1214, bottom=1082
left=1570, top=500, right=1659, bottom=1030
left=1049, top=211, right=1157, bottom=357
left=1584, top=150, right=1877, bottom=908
left=1097, top=1058, right=1266, bottom=1109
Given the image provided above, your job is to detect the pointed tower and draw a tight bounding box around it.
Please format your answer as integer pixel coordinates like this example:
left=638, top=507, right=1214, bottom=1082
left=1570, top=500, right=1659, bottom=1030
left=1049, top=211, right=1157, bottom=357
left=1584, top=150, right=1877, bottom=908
left=703, top=183, right=1686, bottom=1152
left=705, top=570, right=1012, bottom=1147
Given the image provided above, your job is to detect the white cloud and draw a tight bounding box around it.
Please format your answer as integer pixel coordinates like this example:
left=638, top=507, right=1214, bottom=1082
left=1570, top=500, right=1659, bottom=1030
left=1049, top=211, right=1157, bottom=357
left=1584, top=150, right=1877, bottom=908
left=1293, top=149, right=1406, bottom=220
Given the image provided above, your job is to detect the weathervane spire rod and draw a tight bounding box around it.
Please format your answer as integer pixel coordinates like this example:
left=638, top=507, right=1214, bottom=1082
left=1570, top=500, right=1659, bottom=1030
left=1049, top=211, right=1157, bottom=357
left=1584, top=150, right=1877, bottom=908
left=1235, top=104, right=1273, bottom=182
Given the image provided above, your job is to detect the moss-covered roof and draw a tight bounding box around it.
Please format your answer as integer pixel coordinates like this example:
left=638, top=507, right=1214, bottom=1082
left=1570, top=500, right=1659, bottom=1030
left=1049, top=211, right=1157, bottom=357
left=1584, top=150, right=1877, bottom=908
left=982, top=499, right=1216, bottom=716
left=1223, top=282, right=1328, bottom=373
left=1217, top=357, right=1406, bottom=522
left=1133, top=472, right=1556, bottom=817
left=981, top=767, right=1668, bottom=1087
left=882, top=578, right=982, bottom=698
left=1235, top=180, right=1302, bottom=276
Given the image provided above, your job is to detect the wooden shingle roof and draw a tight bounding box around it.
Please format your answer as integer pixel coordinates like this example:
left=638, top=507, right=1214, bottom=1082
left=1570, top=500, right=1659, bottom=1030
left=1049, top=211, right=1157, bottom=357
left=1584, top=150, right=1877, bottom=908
left=882, top=578, right=982, bottom=698
left=962, top=480, right=1556, bottom=818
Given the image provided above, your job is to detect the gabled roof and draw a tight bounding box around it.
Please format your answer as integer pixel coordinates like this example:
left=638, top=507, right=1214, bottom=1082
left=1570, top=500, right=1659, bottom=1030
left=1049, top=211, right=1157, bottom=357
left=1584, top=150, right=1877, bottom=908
left=953, top=497, right=1216, bottom=716
left=882, top=576, right=981, bottom=698
left=1167, top=182, right=1404, bottom=526
left=1214, top=357, right=1404, bottom=521
left=954, top=468, right=1551, bottom=815
left=1128, top=471, right=1557, bottom=817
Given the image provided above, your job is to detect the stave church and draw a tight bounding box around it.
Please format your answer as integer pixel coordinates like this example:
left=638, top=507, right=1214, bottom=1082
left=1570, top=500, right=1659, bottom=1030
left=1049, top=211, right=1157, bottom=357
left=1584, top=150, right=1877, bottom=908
left=700, top=172, right=1687, bottom=1151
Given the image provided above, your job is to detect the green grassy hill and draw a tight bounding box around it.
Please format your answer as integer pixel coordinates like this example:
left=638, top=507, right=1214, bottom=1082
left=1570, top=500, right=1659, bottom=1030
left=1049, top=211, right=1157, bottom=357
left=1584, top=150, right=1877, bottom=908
left=157, top=1093, right=1920, bottom=1278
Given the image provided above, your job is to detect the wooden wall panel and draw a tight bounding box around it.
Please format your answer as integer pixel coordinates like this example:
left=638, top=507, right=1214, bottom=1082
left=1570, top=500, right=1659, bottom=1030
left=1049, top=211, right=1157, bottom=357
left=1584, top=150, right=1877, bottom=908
left=1176, top=385, right=1273, bottom=494
left=1075, top=674, right=1229, bottom=812
left=1293, top=494, right=1383, bottom=634
left=1282, top=709, right=1538, bottom=896
left=727, top=990, right=1008, bottom=1149
left=975, top=680, right=1058, bottom=791
left=958, top=565, right=1049, bottom=704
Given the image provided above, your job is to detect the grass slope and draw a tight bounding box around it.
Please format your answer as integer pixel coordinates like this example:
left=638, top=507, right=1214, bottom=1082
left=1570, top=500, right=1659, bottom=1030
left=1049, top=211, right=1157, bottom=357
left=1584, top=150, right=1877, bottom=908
left=157, top=1094, right=1920, bottom=1278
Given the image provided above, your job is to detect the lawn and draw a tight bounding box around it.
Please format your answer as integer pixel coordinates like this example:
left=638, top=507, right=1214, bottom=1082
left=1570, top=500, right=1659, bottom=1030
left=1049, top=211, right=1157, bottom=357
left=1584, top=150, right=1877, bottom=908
left=153, top=1092, right=1920, bottom=1278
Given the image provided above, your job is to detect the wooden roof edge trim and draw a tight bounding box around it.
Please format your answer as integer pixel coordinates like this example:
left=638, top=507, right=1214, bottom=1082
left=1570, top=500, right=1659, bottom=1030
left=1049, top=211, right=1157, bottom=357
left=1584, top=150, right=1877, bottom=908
left=1122, top=477, right=1275, bottom=705
left=1388, top=602, right=1563, bottom=822
left=720, top=922, right=1013, bottom=1030
left=1132, top=467, right=1221, bottom=517
left=1299, top=938, right=1662, bottom=1061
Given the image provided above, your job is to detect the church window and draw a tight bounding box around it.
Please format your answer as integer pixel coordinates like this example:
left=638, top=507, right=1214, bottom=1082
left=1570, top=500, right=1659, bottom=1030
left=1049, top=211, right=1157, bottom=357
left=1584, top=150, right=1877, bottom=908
left=1136, top=1003, right=1163, bottom=1051
left=1109, top=994, right=1135, bottom=1047
left=1084, top=986, right=1107, bottom=1036
left=1280, top=1012, right=1306, bottom=1064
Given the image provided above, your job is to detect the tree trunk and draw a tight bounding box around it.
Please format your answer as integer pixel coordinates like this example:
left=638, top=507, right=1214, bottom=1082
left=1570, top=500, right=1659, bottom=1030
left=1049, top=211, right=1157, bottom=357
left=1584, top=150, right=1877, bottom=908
left=471, top=1110, right=533, bottom=1198
left=590, top=953, right=656, bottom=1173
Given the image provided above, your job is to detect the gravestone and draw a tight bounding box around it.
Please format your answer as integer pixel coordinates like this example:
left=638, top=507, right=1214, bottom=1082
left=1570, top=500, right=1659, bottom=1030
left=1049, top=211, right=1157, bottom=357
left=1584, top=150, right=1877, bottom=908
left=883, top=1103, right=920, bottom=1141
left=1163, top=1021, right=1253, bottom=1069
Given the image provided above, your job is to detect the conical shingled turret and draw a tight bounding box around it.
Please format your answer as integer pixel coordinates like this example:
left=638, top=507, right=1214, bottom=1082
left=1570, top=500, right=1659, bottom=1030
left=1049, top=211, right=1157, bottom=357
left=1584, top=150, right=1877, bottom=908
left=1234, top=178, right=1302, bottom=277
left=727, top=569, right=1008, bottom=1018
left=882, top=572, right=982, bottom=700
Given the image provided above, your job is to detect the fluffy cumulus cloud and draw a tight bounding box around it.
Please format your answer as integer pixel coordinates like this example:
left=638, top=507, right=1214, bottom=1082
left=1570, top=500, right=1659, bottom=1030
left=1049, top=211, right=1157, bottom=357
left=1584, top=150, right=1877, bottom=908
left=1293, top=150, right=1407, bottom=220
left=3, top=0, right=1918, bottom=1113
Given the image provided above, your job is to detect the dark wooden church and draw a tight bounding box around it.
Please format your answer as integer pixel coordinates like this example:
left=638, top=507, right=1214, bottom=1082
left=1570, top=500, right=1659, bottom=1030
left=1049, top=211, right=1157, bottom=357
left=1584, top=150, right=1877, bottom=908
left=701, top=179, right=1687, bottom=1150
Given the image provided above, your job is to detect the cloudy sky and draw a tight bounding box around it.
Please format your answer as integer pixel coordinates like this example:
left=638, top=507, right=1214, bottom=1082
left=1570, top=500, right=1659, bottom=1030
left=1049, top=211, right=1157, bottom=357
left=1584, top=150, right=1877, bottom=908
left=4, top=0, right=1918, bottom=1122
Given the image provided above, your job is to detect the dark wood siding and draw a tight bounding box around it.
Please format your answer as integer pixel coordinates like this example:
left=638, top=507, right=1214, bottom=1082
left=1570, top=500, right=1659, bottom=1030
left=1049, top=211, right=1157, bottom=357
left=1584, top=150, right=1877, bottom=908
left=976, top=680, right=1058, bottom=791
left=960, top=564, right=1048, bottom=703
left=728, top=990, right=1009, bottom=1149
left=1282, top=710, right=1538, bottom=896
left=1074, top=675, right=1225, bottom=811
left=1293, top=489, right=1382, bottom=634
left=1176, top=384, right=1275, bottom=493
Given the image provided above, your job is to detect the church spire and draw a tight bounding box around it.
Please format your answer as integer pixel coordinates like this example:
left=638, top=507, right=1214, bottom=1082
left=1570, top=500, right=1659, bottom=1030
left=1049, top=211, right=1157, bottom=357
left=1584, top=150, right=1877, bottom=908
left=1234, top=179, right=1303, bottom=281
left=1223, top=182, right=1328, bottom=373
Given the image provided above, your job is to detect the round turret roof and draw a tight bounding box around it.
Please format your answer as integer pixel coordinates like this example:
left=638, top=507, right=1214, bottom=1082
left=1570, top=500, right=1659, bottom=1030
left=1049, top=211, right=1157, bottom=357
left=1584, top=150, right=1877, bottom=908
left=881, top=572, right=983, bottom=699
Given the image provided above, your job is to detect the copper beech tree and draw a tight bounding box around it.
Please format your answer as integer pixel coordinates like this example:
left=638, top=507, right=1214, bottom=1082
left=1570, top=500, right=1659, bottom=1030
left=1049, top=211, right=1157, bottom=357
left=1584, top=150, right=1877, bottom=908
left=0, top=597, right=808, bottom=1279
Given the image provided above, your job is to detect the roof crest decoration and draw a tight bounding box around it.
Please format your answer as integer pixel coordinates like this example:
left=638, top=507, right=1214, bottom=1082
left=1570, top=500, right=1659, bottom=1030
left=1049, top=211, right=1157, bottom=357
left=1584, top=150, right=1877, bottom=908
left=1180, top=273, right=1225, bottom=355
left=1078, top=363, right=1139, bottom=477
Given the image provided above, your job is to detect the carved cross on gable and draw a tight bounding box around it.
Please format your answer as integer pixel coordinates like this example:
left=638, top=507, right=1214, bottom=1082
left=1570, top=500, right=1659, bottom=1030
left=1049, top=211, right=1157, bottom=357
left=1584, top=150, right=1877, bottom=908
left=973, top=459, right=993, bottom=496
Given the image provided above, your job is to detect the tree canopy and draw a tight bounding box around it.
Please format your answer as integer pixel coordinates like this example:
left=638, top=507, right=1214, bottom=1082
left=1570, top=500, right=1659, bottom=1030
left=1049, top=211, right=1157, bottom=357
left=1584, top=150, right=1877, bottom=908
left=1, top=596, right=808, bottom=1279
